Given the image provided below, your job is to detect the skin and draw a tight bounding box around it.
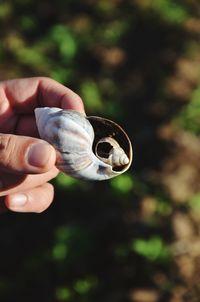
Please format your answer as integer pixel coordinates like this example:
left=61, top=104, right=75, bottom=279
left=0, top=77, right=85, bottom=213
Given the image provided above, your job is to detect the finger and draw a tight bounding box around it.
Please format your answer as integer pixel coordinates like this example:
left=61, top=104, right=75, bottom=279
left=38, top=77, right=85, bottom=114
left=4, top=183, right=54, bottom=213
left=0, top=167, right=59, bottom=196
left=0, top=134, right=56, bottom=174
left=2, top=77, right=85, bottom=114
left=15, top=115, right=39, bottom=137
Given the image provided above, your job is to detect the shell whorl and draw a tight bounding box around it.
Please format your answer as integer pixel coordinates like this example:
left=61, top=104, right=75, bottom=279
left=35, top=107, right=114, bottom=180
left=35, top=107, right=132, bottom=181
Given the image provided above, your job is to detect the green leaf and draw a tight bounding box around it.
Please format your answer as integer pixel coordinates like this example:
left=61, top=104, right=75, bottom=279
left=156, top=199, right=172, bottom=216
left=110, top=174, right=133, bottom=194
left=151, top=0, right=189, bottom=24
left=54, top=173, right=79, bottom=189
left=131, top=236, right=170, bottom=262
left=80, top=80, right=103, bottom=113
left=0, top=3, right=12, bottom=19
left=52, top=243, right=68, bottom=261
left=51, top=67, right=74, bottom=84
left=20, top=16, right=36, bottom=31
left=50, top=25, right=77, bottom=62
left=73, top=277, right=98, bottom=295
left=175, top=85, right=200, bottom=134
left=190, top=193, right=200, bottom=211
left=55, top=287, right=72, bottom=301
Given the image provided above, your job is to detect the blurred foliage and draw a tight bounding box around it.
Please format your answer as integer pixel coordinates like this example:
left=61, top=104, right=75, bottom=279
left=1, top=0, right=200, bottom=301
left=176, top=85, right=200, bottom=134
left=80, top=80, right=103, bottom=113
left=189, top=193, right=200, bottom=212
left=143, top=0, right=190, bottom=24
left=110, top=174, right=134, bottom=194
left=131, top=236, right=170, bottom=262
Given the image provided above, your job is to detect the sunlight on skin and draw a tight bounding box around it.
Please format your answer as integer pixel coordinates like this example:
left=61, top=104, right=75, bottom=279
left=0, top=77, right=85, bottom=213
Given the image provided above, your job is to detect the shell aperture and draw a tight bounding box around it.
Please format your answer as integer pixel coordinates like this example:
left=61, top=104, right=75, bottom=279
left=95, top=137, right=129, bottom=167
left=35, top=107, right=132, bottom=181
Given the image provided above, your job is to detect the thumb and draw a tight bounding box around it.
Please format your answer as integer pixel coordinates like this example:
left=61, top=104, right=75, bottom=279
left=0, top=134, right=56, bottom=174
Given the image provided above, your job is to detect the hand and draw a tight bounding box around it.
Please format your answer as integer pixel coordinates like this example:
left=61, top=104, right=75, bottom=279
left=0, top=77, right=84, bottom=213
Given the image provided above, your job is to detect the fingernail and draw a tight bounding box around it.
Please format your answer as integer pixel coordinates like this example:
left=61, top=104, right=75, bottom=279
left=27, top=143, right=52, bottom=168
left=10, top=194, right=27, bottom=207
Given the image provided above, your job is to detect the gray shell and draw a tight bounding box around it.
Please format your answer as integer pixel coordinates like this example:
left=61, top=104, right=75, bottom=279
left=35, top=107, right=132, bottom=181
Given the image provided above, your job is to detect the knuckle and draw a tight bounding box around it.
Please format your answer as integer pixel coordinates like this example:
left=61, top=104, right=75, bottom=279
left=75, top=94, right=83, bottom=103
left=39, top=76, right=55, bottom=84
left=40, top=76, right=51, bottom=83
left=69, top=92, right=83, bottom=107
left=0, top=135, right=15, bottom=168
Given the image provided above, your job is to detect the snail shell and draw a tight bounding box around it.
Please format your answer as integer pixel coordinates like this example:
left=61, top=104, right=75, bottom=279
left=35, top=107, right=132, bottom=181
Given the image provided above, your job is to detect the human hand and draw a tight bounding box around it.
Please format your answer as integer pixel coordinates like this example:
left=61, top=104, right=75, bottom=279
left=0, top=77, right=84, bottom=213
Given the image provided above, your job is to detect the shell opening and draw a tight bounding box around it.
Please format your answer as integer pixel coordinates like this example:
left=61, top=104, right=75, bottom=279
left=96, top=142, right=113, bottom=159
left=96, top=140, right=129, bottom=171
left=89, top=116, right=132, bottom=174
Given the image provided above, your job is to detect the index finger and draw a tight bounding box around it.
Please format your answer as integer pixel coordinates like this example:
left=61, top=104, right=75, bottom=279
left=3, top=77, right=85, bottom=114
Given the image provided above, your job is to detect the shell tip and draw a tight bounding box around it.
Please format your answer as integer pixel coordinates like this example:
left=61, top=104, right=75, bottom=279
left=122, top=155, right=129, bottom=165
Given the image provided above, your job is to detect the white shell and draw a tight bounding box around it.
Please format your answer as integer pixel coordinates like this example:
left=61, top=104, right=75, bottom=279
left=95, top=137, right=130, bottom=167
left=35, top=107, right=132, bottom=181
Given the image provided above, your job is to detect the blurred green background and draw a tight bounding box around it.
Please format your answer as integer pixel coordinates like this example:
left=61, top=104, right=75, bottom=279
left=0, top=0, right=200, bottom=301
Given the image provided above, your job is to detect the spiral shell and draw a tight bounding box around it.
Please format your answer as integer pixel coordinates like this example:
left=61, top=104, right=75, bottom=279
left=95, top=137, right=129, bottom=167
left=35, top=107, right=132, bottom=181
